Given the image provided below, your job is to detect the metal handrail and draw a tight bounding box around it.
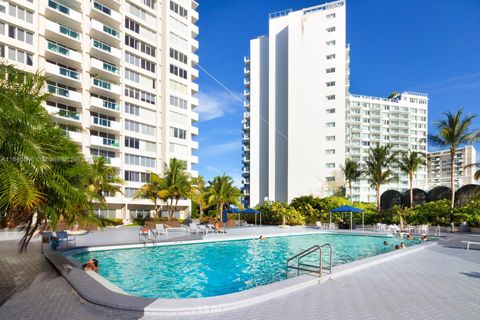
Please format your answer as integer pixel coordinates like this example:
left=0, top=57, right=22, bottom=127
left=320, top=243, right=333, bottom=274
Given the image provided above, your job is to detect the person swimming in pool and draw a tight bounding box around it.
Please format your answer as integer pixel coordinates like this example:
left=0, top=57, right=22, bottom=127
left=259, top=235, right=266, bottom=240
left=383, top=241, right=389, bottom=246
left=82, top=258, right=99, bottom=272
left=400, top=242, right=406, bottom=249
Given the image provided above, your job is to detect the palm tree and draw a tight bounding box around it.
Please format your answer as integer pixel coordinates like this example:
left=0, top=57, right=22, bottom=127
left=134, top=172, right=169, bottom=217
left=365, top=144, right=398, bottom=212
left=206, top=175, right=242, bottom=219
left=429, top=109, right=479, bottom=209
left=340, top=159, right=362, bottom=202
left=398, top=150, right=426, bottom=208
left=164, top=158, right=191, bottom=219
left=191, top=175, right=209, bottom=220
left=0, top=64, right=96, bottom=251
left=86, top=156, right=123, bottom=206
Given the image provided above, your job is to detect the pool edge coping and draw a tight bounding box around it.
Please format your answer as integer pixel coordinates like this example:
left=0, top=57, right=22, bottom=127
left=45, top=234, right=440, bottom=315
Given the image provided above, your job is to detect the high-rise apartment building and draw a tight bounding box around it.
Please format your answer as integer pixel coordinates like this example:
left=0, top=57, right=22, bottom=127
left=242, top=0, right=428, bottom=206
left=427, top=146, right=478, bottom=190
left=0, top=0, right=199, bottom=221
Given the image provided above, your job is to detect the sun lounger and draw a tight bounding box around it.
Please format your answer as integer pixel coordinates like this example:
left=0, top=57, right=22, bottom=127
left=462, top=241, right=480, bottom=250
left=189, top=223, right=206, bottom=234
left=153, top=224, right=168, bottom=236
left=198, top=224, right=211, bottom=234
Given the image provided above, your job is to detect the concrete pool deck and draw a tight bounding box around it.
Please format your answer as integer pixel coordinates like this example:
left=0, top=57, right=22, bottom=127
left=1, top=226, right=479, bottom=319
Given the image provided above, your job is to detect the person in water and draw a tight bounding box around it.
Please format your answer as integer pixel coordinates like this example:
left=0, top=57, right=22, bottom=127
left=259, top=235, right=266, bottom=240
left=82, top=258, right=99, bottom=272
left=400, top=242, right=406, bottom=249
left=383, top=241, right=389, bottom=246
left=406, top=233, right=413, bottom=240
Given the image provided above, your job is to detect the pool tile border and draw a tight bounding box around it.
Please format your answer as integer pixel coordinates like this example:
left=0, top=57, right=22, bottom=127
left=45, top=233, right=439, bottom=315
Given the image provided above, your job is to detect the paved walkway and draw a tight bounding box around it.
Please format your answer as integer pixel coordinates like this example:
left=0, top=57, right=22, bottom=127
left=1, top=230, right=479, bottom=320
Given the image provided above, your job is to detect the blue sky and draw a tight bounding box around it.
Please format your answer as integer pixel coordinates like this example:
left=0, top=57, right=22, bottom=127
left=194, top=0, right=480, bottom=186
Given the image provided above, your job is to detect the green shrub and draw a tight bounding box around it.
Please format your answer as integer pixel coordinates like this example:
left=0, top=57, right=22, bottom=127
left=249, top=201, right=305, bottom=225
left=99, top=217, right=124, bottom=227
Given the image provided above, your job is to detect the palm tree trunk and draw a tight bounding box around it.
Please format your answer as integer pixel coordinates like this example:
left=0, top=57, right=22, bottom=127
left=409, top=173, right=414, bottom=209
left=218, top=202, right=224, bottom=220
left=450, top=149, right=455, bottom=233
left=199, top=205, right=203, bottom=220
left=376, top=185, right=381, bottom=213
left=349, top=180, right=353, bottom=203
left=174, top=197, right=179, bottom=219
left=153, top=200, right=158, bottom=218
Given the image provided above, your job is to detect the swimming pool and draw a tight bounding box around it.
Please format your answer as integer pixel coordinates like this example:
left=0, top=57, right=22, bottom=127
left=70, top=233, right=424, bottom=299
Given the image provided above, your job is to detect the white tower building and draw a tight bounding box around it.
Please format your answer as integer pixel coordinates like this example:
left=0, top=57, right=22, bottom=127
left=0, top=0, right=199, bottom=221
left=242, top=0, right=429, bottom=206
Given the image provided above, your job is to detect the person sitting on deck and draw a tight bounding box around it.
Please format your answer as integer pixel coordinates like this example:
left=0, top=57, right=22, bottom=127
left=213, top=219, right=225, bottom=233
left=406, top=233, right=413, bottom=240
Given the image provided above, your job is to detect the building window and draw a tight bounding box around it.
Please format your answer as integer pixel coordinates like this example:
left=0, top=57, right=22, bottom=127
left=124, top=52, right=155, bottom=73
left=326, top=108, right=336, bottom=114
left=326, top=136, right=335, bottom=141
left=326, top=81, right=335, bottom=87
left=170, top=1, right=188, bottom=18
left=124, top=170, right=150, bottom=183
left=326, top=13, right=335, bottom=19
left=169, top=64, right=188, bottom=79
left=125, top=136, right=140, bottom=149
left=326, top=149, right=335, bottom=155
left=170, top=95, right=188, bottom=110
left=326, top=95, right=335, bottom=100
left=326, top=54, right=335, bottom=60
left=125, top=154, right=156, bottom=168
left=326, top=27, right=335, bottom=32
left=326, top=176, right=335, bottom=182
left=326, top=163, right=335, bottom=168
left=124, top=86, right=155, bottom=105
left=170, top=127, right=187, bottom=139
left=326, top=122, right=335, bottom=127
left=326, top=68, right=335, bottom=73
left=326, top=40, right=336, bottom=46
left=169, top=48, right=187, bottom=64
left=125, top=35, right=156, bottom=57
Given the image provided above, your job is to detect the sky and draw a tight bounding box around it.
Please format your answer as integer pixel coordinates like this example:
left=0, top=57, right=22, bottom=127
left=194, top=0, right=480, bottom=186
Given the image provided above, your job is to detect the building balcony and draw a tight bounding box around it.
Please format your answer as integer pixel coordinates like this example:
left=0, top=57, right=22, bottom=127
left=90, top=38, right=121, bottom=62
left=47, top=84, right=82, bottom=104
left=191, top=82, right=199, bottom=94
left=90, top=19, right=121, bottom=45
left=191, top=155, right=199, bottom=164
left=191, top=24, right=199, bottom=38
left=91, top=97, right=120, bottom=114
left=244, top=56, right=250, bottom=65
left=191, top=126, right=199, bottom=136
left=90, top=116, right=121, bottom=132
left=45, top=62, right=81, bottom=85
left=190, top=111, right=199, bottom=122
left=191, top=53, right=199, bottom=66
left=244, top=101, right=250, bottom=109
left=46, top=0, right=82, bottom=28
left=66, top=130, right=82, bottom=144
left=191, top=68, right=199, bottom=81
left=90, top=135, right=120, bottom=149
left=46, top=105, right=81, bottom=123
left=243, top=122, right=250, bottom=131
left=242, top=170, right=250, bottom=177
left=191, top=140, right=199, bottom=150
left=90, top=57, right=120, bottom=80
left=244, top=67, right=250, bottom=75
left=46, top=41, right=82, bottom=66
left=191, top=39, right=199, bottom=52
left=191, top=9, right=199, bottom=23
left=242, top=157, right=250, bottom=164
left=105, top=157, right=121, bottom=168
left=243, top=145, right=250, bottom=152
left=191, top=97, right=199, bottom=108
left=244, top=112, right=250, bottom=119
left=45, top=20, right=81, bottom=49
left=244, top=90, right=250, bottom=99
left=244, top=78, right=250, bottom=87
left=91, top=1, right=122, bottom=25
left=91, top=77, right=121, bottom=95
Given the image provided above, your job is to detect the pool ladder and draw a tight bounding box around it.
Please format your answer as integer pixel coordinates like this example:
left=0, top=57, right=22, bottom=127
left=286, top=243, right=333, bottom=278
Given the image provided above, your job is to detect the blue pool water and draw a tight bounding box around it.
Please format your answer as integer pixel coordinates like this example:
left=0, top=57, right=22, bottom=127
left=71, top=233, right=425, bottom=299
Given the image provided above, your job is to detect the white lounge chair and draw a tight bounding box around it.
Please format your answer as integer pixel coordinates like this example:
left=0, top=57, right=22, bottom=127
left=189, top=223, right=206, bottom=234
left=198, top=224, right=211, bottom=234
left=316, top=221, right=327, bottom=230
left=462, top=241, right=480, bottom=250
left=153, top=224, right=168, bottom=236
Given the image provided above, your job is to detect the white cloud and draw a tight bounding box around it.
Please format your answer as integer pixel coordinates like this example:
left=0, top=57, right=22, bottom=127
left=196, top=90, right=242, bottom=121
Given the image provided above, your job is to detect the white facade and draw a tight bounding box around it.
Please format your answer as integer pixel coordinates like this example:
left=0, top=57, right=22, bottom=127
left=243, top=1, right=348, bottom=206
left=242, top=0, right=429, bottom=205
left=0, top=0, right=199, bottom=221
left=347, top=93, right=428, bottom=202
left=427, top=146, right=478, bottom=190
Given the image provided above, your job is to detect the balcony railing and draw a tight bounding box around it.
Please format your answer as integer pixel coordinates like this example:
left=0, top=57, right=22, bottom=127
left=58, top=109, right=80, bottom=120
left=102, top=137, right=119, bottom=147
left=92, top=116, right=114, bottom=128
left=59, top=25, right=80, bottom=40
left=103, top=100, right=119, bottom=111
left=93, top=78, right=112, bottom=90
left=47, top=84, right=70, bottom=97
left=103, top=61, right=119, bottom=74
left=59, top=67, right=79, bottom=80
left=93, top=1, right=112, bottom=15
left=48, top=42, right=70, bottom=56
left=48, top=0, right=70, bottom=15
left=92, top=39, right=111, bottom=53
left=103, top=24, right=120, bottom=38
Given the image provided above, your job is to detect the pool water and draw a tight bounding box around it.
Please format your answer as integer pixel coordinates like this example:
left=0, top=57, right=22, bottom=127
left=71, top=233, right=424, bottom=299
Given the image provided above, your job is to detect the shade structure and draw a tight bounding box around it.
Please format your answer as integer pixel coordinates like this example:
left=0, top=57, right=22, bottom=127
left=329, top=205, right=365, bottom=231
left=227, top=207, right=243, bottom=225
left=242, top=208, right=262, bottom=226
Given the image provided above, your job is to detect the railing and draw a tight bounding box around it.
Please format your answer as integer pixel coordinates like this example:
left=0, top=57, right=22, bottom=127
left=93, top=1, right=112, bottom=16
left=103, top=62, right=119, bottom=74
left=269, top=8, right=292, bottom=19
left=48, top=0, right=70, bottom=15
left=303, top=0, right=345, bottom=15
left=102, top=100, right=119, bottom=111
left=58, top=109, right=80, bottom=120
left=47, top=84, right=70, bottom=97
left=286, top=243, right=333, bottom=278
left=48, top=42, right=70, bottom=56
left=59, top=25, right=80, bottom=40
left=92, top=116, right=112, bottom=127
left=92, top=39, right=111, bottom=53
left=103, top=137, right=119, bottom=147
left=59, top=67, right=79, bottom=80
left=103, top=24, right=120, bottom=38
left=93, top=78, right=112, bottom=90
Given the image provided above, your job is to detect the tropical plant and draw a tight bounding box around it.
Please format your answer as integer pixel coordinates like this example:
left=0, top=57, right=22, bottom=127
left=134, top=172, right=169, bottom=217
left=191, top=175, right=209, bottom=220
left=391, top=205, right=412, bottom=229
left=253, top=201, right=305, bottom=225
left=365, top=144, right=398, bottom=212
left=86, top=156, right=123, bottom=206
left=205, top=175, right=242, bottom=219
left=340, top=159, right=362, bottom=202
left=0, top=64, right=96, bottom=251
left=429, top=109, right=479, bottom=211
left=163, top=159, right=191, bottom=219
left=398, top=150, right=426, bottom=208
